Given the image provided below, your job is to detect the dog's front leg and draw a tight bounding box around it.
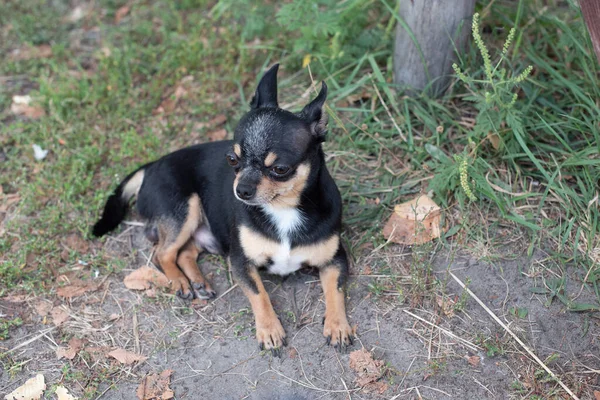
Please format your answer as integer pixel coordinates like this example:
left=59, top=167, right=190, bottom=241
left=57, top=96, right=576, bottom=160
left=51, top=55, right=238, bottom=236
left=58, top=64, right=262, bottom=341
left=320, top=246, right=354, bottom=351
left=229, top=256, right=286, bottom=355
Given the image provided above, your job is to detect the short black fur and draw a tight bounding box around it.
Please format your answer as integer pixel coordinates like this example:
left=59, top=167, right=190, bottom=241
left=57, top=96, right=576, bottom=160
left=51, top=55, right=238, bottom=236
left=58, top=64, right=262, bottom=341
left=92, top=64, right=354, bottom=353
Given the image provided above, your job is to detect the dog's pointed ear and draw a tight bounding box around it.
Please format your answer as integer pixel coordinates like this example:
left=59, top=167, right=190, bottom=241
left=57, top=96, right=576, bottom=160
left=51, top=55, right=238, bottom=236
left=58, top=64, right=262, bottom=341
left=300, top=81, right=328, bottom=140
left=250, top=64, right=279, bottom=109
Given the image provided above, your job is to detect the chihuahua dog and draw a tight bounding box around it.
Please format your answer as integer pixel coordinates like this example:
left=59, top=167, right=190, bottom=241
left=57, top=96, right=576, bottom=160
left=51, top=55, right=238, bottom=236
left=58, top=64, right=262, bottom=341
left=93, top=64, right=354, bottom=353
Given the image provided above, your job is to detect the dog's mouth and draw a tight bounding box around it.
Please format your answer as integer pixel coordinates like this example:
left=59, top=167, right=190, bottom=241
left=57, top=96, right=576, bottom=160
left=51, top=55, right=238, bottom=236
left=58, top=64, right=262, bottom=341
left=234, top=193, right=280, bottom=207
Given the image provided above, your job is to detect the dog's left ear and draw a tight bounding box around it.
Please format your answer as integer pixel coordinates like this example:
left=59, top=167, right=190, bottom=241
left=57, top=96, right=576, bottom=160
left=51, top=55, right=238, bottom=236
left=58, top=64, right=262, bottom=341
left=250, top=64, right=279, bottom=109
left=300, top=81, right=328, bottom=141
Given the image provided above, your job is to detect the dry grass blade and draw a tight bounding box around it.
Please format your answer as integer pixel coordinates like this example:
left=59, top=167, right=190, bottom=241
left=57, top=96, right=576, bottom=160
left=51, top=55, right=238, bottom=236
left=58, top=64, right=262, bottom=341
left=403, top=309, right=481, bottom=352
left=449, top=272, right=580, bottom=400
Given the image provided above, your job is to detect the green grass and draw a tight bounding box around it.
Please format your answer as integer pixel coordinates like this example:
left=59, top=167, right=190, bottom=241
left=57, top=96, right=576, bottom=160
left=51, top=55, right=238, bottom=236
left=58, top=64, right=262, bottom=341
left=0, top=0, right=598, bottom=312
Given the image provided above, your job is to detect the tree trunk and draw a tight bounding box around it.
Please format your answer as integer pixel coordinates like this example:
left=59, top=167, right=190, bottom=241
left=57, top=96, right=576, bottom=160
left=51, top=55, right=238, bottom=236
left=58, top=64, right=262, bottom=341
left=393, top=0, right=476, bottom=97
left=580, top=0, right=600, bottom=64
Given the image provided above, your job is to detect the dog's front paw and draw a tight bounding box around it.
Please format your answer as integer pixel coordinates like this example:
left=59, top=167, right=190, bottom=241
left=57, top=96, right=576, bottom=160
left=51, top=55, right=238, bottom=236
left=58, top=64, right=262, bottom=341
left=323, top=317, right=354, bottom=352
left=171, top=276, right=194, bottom=300
left=191, top=281, right=216, bottom=300
left=256, top=317, right=287, bottom=356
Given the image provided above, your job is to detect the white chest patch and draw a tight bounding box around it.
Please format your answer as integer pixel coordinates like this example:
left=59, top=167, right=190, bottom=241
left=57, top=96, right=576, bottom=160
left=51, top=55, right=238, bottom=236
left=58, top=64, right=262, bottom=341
left=261, top=205, right=304, bottom=275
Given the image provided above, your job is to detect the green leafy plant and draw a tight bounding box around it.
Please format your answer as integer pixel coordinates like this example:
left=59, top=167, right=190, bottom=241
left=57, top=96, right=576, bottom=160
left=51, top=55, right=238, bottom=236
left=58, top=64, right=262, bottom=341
left=211, top=0, right=391, bottom=70
left=431, top=13, right=533, bottom=206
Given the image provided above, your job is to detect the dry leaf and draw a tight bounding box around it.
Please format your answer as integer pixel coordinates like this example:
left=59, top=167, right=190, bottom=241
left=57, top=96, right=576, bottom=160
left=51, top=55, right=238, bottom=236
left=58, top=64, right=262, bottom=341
left=382, top=195, right=443, bottom=245
left=114, top=5, right=130, bottom=23
left=108, top=348, right=148, bottom=365
left=51, top=307, right=70, bottom=326
left=3, top=294, right=27, bottom=302
left=4, top=374, right=45, bottom=400
left=195, top=114, right=227, bottom=129
left=10, top=44, right=52, bottom=61
left=487, top=133, right=501, bottom=150
left=349, top=348, right=388, bottom=393
left=594, top=390, right=600, bottom=400
left=83, top=346, right=111, bottom=362
left=153, top=84, right=188, bottom=115
left=466, top=355, right=481, bottom=367
left=56, top=281, right=98, bottom=298
left=0, top=194, right=21, bottom=213
left=34, top=301, right=53, bottom=317
left=68, top=6, right=86, bottom=22
left=11, top=103, right=45, bottom=119
left=436, top=294, right=455, bottom=317
left=32, top=144, right=49, bottom=160
left=207, top=128, right=227, bottom=141
left=63, top=233, right=89, bottom=253
left=55, top=386, right=77, bottom=400
left=56, top=338, right=85, bottom=360
left=136, top=370, right=174, bottom=400
left=124, top=266, right=169, bottom=291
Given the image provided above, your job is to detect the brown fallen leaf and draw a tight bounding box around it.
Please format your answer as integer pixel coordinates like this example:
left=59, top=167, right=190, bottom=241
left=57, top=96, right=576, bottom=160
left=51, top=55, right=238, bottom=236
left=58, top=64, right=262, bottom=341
left=194, top=114, right=227, bottom=129
left=55, top=386, right=77, bottom=400
left=108, top=348, right=148, bottom=365
left=56, top=337, right=85, bottom=360
left=382, top=195, right=444, bottom=245
left=487, top=132, right=501, bottom=150
left=10, top=44, right=52, bottom=61
left=436, top=294, right=455, bottom=317
left=4, top=373, right=45, bottom=400
left=136, top=370, right=174, bottom=400
left=349, top=348, right=388, bottom=393
left=84, top=346, right=111, bottom=362
left=11, top=103, right=45, bottom=119
left=153, top=82, right=189, bottom=115
left=51, top=306, right=70, bottom=326
left=124, top=266, right=169, bottom=291
left=207, top=128, right=227, bottom=141
left=34, top=301, right=53, bottom=317
left=0, top=193, right=20, bottom=213
left=466, top=355, right=481, bottom=367
left=594, top=390, right=600, bottom=400
left=63, top=233, right=89, bottom=253
left=3, top=294, right=28, bottom=302
left=57, top=281, right=99, bottom=299
left=114, top=5, right=130, bottom=23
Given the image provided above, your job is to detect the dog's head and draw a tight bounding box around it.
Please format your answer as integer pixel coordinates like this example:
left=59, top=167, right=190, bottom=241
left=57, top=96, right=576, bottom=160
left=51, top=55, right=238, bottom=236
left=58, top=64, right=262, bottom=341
left=227, top=64, right=328, bottom=208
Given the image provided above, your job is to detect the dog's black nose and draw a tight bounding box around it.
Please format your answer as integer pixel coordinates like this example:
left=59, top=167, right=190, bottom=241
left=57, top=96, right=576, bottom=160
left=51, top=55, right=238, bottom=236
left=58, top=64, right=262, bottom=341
left=236, top=184, right=256, bottom=200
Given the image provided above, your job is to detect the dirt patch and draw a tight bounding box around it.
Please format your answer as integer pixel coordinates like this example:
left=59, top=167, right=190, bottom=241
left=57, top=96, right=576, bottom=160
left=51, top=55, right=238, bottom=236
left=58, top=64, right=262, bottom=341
left=1, top=228, right=599, bottom=399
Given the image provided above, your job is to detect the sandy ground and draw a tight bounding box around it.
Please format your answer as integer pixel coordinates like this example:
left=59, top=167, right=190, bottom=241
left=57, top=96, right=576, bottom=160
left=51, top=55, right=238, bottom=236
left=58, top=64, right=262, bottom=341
left=1, top=225, right=599, bottom=399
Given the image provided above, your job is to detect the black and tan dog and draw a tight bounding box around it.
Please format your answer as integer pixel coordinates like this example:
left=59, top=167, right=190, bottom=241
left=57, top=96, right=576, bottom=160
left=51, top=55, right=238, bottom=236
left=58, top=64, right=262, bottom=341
left=92, top=64, right=354, bottom=353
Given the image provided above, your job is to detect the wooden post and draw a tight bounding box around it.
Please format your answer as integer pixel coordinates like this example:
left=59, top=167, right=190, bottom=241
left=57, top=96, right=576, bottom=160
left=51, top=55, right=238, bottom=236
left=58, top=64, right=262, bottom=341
left=580, top=0, right=600, bottom=64
left=393, top=0, right=476, bottom=97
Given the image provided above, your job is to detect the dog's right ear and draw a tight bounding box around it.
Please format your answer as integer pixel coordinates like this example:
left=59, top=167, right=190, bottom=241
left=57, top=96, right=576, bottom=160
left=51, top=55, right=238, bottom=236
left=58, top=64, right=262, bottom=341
left=250, top=64, right=279, bottom=109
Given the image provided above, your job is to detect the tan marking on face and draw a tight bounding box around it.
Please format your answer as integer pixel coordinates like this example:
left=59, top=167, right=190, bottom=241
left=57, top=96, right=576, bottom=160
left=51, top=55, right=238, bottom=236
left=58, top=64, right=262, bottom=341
left=233, top=143, right=242, bottom=158
left=121, top=169, right=145, bottom=200
left=239, top=225, right=339, bottom=267
left=320, top=267, right=353, bottom=347
left=264, top=152, right=278, bottom=167
left=255, top=163, right=311, bottom=208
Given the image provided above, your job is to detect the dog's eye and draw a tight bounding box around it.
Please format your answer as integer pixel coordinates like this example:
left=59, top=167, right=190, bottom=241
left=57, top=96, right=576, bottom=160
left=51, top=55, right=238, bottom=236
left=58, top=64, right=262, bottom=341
left=270, top=166, right=290, bottom=176
left=226, top=155, right=239, bottom=167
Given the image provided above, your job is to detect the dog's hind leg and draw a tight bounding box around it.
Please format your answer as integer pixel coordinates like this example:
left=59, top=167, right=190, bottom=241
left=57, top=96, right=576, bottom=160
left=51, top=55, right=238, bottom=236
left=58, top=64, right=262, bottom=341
left=177, top=239, right=216, bottom=299
left=154, top=194, right=202, bottom=300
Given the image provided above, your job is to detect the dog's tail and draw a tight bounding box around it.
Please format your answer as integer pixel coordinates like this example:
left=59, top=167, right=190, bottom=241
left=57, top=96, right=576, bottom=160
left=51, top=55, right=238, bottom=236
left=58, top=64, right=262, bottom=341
left=92, top=163, right=152, bottom=237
